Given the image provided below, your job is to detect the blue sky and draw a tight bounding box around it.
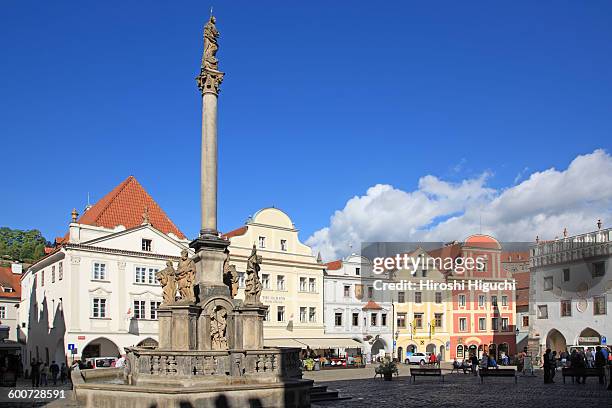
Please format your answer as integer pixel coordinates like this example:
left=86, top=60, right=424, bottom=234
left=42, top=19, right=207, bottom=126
left=1, top=1, right=610, bottom=254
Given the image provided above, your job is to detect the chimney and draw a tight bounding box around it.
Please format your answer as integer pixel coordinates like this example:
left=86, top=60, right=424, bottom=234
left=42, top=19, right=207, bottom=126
left=11, top=261, right=22, bottom=275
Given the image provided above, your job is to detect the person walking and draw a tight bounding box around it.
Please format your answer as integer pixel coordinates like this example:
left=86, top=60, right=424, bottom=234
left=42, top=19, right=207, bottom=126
left=40, top=363, right=49, bottom=386
left=549, top=351, right=557, bottom=383
left=594, top=346, right=605, bottom=385
left=470, top=353, right=479, bottom=376
left=543, top=349, right=551, bottom=384
left=30, top=359, right=40, bottom=388
left=49, top=361, right=59, bottom=385
left=436, top=352, right=442, bottom=368
left=60, top=363, right=68, bottom=385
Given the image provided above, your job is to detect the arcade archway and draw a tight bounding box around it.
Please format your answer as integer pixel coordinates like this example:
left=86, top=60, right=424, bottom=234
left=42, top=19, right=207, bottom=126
left=546, top=329, right=567, bottom=352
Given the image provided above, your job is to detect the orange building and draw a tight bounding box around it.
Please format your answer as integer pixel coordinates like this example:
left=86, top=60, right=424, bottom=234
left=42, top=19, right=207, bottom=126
left=430, top=235, right=517, bottom=361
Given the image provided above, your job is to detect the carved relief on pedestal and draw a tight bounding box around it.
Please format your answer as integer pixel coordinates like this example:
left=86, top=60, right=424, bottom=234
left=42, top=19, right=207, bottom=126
left=210, top=306, right=228, bottom=350
left=244, top=245, right=263, bottom=305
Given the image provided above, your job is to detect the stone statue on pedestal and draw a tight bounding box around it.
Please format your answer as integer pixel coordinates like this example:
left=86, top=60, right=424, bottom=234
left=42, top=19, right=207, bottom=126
left=210, top=306, right=228, bottom=350
left=244, top=245, right=263, bottom=304
left=202, top=16, right=220, bottom=71
left=156, top=260, right=177, bottom=305
left=176, top=249, right=196, bottom=303
left=223, top=251, right=239, bottom=298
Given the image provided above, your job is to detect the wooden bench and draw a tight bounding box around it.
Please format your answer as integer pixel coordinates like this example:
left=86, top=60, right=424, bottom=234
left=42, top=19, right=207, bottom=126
left=479, top=368, right=517, bottom=383
left=410, top=368, right=444, bottom=383
left=561, top=367, right=605, bottom=383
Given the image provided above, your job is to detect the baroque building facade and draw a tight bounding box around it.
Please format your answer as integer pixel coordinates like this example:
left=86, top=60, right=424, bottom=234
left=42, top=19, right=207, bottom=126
left=18, top=176, right=190, bottom=365
left=528, top=225, right=610, bottom=356
left=324, top=254, right=393, bottom=362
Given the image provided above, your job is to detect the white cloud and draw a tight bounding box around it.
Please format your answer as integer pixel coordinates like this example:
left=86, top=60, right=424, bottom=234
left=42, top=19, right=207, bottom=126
left=307, top=149, right=612, bottom=261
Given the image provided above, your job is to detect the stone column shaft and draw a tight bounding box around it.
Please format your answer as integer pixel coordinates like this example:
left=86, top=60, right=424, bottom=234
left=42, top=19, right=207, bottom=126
left=201, top=92, right=218, bottom=234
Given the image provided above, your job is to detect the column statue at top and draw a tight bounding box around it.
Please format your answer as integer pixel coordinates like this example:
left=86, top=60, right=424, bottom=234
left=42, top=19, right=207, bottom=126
left=202, top=16, right=220, bottom=71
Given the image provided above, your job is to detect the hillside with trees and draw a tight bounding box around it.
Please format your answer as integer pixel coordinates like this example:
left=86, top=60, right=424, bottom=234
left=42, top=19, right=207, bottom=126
left=0, top=227, right=49, bottom=263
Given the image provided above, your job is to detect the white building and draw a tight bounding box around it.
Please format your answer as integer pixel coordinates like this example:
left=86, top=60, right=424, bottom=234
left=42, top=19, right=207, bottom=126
left=19, top=176, right=190, bottom=365
left=324, top=254, right=393, bottom=361
left=529, top=225, right=611, bottom=356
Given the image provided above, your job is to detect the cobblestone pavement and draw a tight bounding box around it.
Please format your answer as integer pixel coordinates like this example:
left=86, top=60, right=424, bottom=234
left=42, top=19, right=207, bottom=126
left=307, top=365, right=611, bottom=408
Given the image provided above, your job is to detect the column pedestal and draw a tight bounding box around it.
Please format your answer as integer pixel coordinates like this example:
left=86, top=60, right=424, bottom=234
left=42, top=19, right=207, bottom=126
left=157, top=305, right=200, bottom=350
left=190, top=235, right=231, bottom=302
left=233, top=304, right=268, bottom=350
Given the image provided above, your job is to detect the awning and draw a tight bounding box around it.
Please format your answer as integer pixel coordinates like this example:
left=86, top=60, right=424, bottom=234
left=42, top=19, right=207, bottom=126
left=264, top=338, right=363, bottom=349
left=264, top=339, right=307, bottom=348
left=299, top=338, right=363, bottom=349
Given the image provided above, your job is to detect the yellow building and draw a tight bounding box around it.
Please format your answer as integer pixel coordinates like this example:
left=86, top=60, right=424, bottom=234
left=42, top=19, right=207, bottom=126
left=393, top=248, right=452, bottom=362
left=223, top=208, right=329, bottom=348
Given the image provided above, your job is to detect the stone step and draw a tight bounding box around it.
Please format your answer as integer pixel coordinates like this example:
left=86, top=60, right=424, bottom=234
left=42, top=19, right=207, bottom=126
left=311, top=385, right=328, bottom=393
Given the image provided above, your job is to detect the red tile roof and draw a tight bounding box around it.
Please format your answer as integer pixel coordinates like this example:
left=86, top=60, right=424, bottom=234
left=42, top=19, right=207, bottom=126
left=68, top=176, right=185, bottom=240
left=0, top=266, right=21, bottom=299
left=513, top=271, right=530, bottom=290
left=500, top=251, right=530, bottom=262
left=362, top=300, right=383, bottom=310
left=326, top=260, right=342, bottom=271
left=222, top=226, right=248, bottom=239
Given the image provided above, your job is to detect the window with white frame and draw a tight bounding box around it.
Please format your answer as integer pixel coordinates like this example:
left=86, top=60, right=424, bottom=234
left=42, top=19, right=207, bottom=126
left=92, top=298, right=107, bottom=318
left=133, top=300, right=146, bottom=319
left=93, top=263, right=106, bottom=280
left=561, top=300, right=572, bottom=317
left=478, top=317, right=486, bottom=331
left=277, top=306, right=285, bottom=322
left=435, top=292, right=442, bottom=304
left=594, top=295, right=606, bottom=315
left=501, top=295, right=508, bottom=307
left=142, top=239, right=152, bottom=252
left=299, top=277, right=307, bottom=291
left=59, top=262, right=63, bottom=280
left=280, top=239, right=287, bottom=251
left=543, top=276, right=553, bottom=291
left=491, top=295, right=498, bottom=307
left=355, top=267, right=360, bottom=276
left=135, top=266, right=158, bottom=284
left=381, top=313, right=388, bottom=326
left=51, top=266, right=55, bottom=283
left=343, top=285, right=351, bottom=297
left=537, top=305, right=548, bottom=319
left=592, top=262, right=605, bottom=278
left=522, top=315, right=529, bottom=327
left=0, top=306, right=5, bottom=319
left=352, top=312, right=360, bottom=326
left=308, top=307, right=316, bottom=323
left=334, top=312, right=342, bottom=326
left=478, top=294, right=485, bottom=308
left=150, top=301, right=161, bottom=319
left=458, top=294, right=466, bottom=307
left=277, top=275, right=285, bottom=290
left=501, top=317, right=509, bottom=331
left=415, top=291, right=422, bottom=304
left=308, top=278, right=316, bottom=292
left=261, top=274, right=270, bottom=289
left=370, top=313, right=377, bottom=326
left=299, top=307, right=307, bottom=323
left=258, top=236, right=266, bottom=249
left=458, top=317, right=467, bottom=332
left=492, top=317, right=499, bottom=331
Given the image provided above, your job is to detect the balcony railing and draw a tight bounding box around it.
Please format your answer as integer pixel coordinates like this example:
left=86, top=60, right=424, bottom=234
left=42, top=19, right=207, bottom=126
left=531, top=228, right=611, bottom=267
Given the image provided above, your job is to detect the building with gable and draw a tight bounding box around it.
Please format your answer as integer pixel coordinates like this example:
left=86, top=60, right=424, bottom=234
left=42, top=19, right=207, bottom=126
left=0, top=262, right=22, bottom=342
left=18, top=176, right=191, bottom=365
left=224, top=207, right=359, bottom=352
left=324, top=254, right=393, bottom=362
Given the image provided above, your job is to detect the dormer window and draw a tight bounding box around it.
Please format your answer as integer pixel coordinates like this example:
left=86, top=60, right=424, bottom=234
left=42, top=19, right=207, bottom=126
left=3, top=287, right=14, bottom=293
left=280, top=239, right=287, bottom=251
left=258, top=236, right=266, bottom=248
left=142, top=239, right=152, bottom=252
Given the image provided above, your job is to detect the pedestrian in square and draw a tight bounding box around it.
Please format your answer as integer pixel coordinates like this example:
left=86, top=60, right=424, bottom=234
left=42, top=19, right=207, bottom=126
left=60, top=363, right=68, bottom=384
left=30, top=359, right=40, bottom=388
left=543, top=348, right=551, bottom=384
left=40, top=363, right=49, bottom=386
left=49, top=361, right=59, bottom=385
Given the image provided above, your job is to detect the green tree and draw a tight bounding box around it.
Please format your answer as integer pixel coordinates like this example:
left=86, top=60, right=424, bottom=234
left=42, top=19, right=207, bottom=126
left=0, top=227, right=49, bottom=261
